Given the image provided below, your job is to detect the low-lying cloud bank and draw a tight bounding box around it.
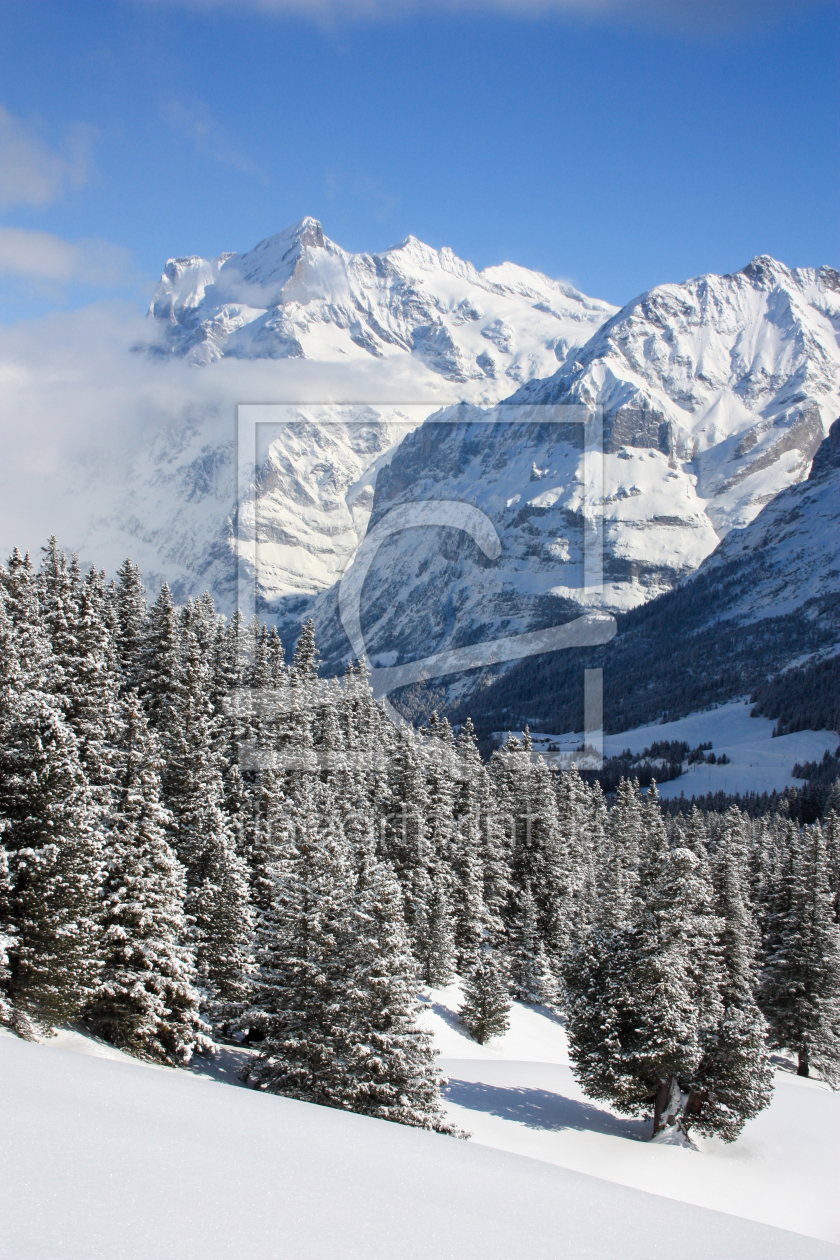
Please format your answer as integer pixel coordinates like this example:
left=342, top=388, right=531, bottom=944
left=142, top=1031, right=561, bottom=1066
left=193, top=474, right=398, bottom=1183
left=0, top=299, right=447, bottom=590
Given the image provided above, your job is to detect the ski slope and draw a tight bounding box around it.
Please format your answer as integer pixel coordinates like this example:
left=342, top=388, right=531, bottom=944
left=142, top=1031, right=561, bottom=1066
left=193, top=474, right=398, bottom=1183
left=3, top=1003, right=839, bottom=1258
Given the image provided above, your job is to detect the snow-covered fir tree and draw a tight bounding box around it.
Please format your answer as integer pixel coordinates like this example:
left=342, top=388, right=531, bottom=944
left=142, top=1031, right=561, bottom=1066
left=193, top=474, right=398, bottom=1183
left=689, top=812, right=773, bottom=1140
left=170, top=617, right=253, bottom=1027
left=345, top=852, right=458, bottom=1132
left=0, top=573, right=103, bottom=1032
left=244, top=775, right=360, bottom=1103
left=86, top=694, right=208, bottom=1062
left=113, top=558, right=148, bottom=694
left=760, top=820, right=840, bottom=1083
left=460, top=945, right=511, bottom=1045
left=421, top=873, right=456, bottom=987
left=509, top=881, right=555, bottom=1004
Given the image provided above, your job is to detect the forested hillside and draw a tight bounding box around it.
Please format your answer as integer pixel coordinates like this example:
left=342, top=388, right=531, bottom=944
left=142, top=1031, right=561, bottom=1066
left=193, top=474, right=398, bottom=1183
left=2, top=540, right=839, bottom=1142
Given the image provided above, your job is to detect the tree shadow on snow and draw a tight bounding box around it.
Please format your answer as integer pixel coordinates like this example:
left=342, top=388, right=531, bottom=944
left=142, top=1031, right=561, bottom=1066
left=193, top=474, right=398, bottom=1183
left=428, top=1000, right=472, bottom=1037
left=444, top=1079, right=648, bottom=1141
left=187, top=1041, right=255, bottom=1088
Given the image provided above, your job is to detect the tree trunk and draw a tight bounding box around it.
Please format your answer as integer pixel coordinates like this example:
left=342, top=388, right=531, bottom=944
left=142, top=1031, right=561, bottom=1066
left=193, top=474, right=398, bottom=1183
left=652, top=1079, right=669, bottom=1135
left=652, top=1076, right=686, bottom=1137
left=684, top=1088, right=703, bottom=1118
left=797, top=1049, right=810, bottom=1077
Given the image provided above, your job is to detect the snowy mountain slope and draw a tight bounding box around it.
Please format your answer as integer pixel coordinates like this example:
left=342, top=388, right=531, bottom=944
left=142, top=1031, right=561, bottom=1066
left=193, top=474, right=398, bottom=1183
left=3, top=1032, right=838, bottom=1259
left=150, top=216, right=615, bottom=390
left=305, top=400, right=718, bottom=685
left=422, top=983, right=840, bottom=1244
left=694, top=414, right=840, bottom=622
left=444, top=422, right=840, bottom=740
left=300, top=257, right=838, bottom=700
left=515, top=255, right=840, bottom=537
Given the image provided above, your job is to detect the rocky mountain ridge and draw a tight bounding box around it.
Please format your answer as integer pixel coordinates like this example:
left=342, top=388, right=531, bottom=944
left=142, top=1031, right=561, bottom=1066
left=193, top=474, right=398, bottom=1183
left=3, top=221, right=836, bottom=699
left=150, top=216, right=614, bottom=391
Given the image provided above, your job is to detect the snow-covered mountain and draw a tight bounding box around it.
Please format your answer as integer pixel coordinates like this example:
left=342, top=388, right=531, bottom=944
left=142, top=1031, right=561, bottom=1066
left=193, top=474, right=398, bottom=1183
left=443, top=419, right=840, bottom=740
left=304, top=258, right=839, bottom=695
left=139, top=217, right=615, bottom=609
left=150, top=216, right=614, bottom=390
left=516, top=255, right=840, bottom=538
left=695, top=414, right=840, bottom=623
left=1, top=224, right=837, bottom=685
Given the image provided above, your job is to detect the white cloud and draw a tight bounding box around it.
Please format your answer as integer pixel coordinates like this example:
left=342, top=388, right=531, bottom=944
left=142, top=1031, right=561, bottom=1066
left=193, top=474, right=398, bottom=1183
left=0, top=227, right=131, bottom=286
left=162, top=95, right=263, bottom=176
left=131, top=0, right=831, bottom=31
left=0, top=299, right=448, bottom=589
left=0, top=106, right=92, bottom=209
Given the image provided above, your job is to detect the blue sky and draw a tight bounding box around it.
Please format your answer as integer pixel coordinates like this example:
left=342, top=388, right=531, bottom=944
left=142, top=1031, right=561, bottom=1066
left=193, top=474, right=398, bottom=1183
left=0, top=0, right=837, bottom=320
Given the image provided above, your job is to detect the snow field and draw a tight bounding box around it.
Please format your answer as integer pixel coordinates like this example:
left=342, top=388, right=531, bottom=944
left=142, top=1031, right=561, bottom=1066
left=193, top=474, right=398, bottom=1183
left=420, top=983, right=840, bottom=1245
left=526, top=698, right=839, bottom=798
left=2, top=1028, right=837, bottom=1260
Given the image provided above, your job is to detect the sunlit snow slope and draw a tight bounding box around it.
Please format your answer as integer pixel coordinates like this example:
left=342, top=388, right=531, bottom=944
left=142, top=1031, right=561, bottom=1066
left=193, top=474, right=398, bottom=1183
left=422, top=984, right=840, bottom=1246
left=2, top=1030, right=837, bottom=1260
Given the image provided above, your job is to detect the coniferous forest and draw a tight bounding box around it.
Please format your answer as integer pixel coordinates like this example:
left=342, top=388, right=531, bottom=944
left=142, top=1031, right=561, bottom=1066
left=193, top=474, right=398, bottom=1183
left=2, top=540, right=840, bottom=1143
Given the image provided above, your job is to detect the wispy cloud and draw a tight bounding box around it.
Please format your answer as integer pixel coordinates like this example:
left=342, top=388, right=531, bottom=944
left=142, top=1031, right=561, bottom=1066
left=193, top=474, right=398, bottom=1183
left=0, top=227, right=131, bottom=287
left=132, top=0, right=833, bottom=33
left=326, top=169, right=401, bottom=223
left=162, top=95, right=263, bottom=176
left=0, top=106, right=93, bottom=210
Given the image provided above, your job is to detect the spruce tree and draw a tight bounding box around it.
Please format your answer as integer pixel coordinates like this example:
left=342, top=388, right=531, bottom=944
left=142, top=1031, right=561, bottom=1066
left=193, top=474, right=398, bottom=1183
left=171, top=623, right=253, bottom=1027
left=87, top=695, right=208, bottom=1062
left=345, top=855, right=457, bottom=1131
left=689, top=815, right=773, bottom=1140
left=460, top=947, right=511, bottom=1044
left=292, top=618, right=320, bottom=679
left=245, top=778, right=357, bottom=1104
left=421, top=874, right=456, bottom=987
left=61, top=565, right=123, bottom=795
left=114, top=558, right=148, bottom=693
left=0, top=692, right=102, bottom=1029
left=138, top=583, right=181, bottom=759
left=599, top=777, right=643, bottom=930
left=0, top=576, right=103, bottom=1030
left=564, top=845, right=723, bottom=1136
left=760, top=822, right=840, bottom=1083
left=509, top=881, right=555, bottom=1004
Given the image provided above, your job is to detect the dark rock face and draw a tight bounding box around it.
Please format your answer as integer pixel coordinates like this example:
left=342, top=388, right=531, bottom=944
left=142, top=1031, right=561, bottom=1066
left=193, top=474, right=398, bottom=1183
left=809, top=417, right=840, bottom=483
left=602, top=401, right=675, bottom=458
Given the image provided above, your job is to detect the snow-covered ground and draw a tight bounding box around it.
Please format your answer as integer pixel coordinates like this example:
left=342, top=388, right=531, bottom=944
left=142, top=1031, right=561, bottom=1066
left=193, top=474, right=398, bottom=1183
left=2, top=1025, right=837, bottom=1260
left=421, top=983, right=840, bottom=1245
left=524, top=698, right=839, bottom=797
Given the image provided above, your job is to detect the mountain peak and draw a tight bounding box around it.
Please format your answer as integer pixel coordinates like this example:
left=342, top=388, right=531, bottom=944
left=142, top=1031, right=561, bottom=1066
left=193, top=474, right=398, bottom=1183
left=738, top=254, right=791, bottom=286
left=148, top=221, right=613, bottom=377
left=272, top=216, right=326, bottom=249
